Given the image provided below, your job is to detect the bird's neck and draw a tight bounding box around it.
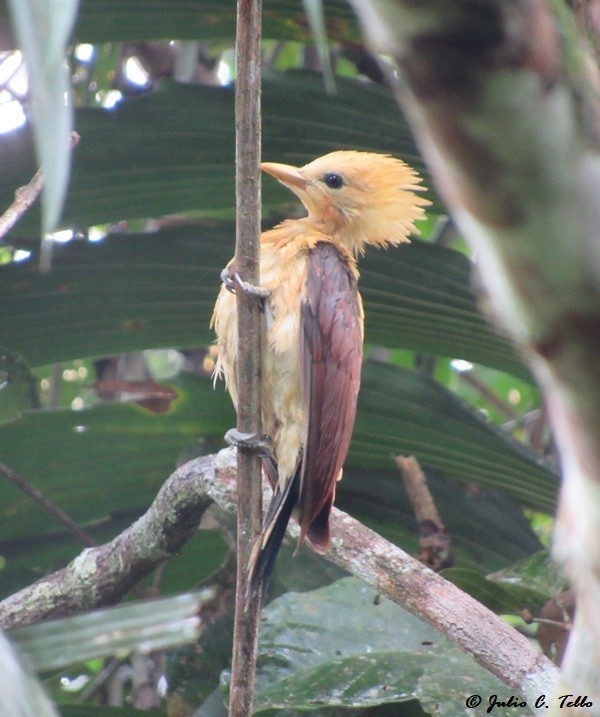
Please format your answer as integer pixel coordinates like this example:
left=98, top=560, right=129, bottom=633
left=303, top=213, right=365, bottom=257
left=262, top=218, right=360, bottom=274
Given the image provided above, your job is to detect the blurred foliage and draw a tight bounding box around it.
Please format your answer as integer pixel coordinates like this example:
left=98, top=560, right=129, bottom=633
left=251, top=578, right=521, bottom=716
left=0, top=1, right=561, bottom=715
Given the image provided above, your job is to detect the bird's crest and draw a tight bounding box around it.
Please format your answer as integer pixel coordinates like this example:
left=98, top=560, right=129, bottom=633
left=262, top=150, right=430, bottom=254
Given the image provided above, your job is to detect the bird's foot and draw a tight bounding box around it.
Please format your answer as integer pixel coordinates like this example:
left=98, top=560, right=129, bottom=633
left=221, top=266, right=270, bottom=299
left=225, top=428, right=272, bottom=455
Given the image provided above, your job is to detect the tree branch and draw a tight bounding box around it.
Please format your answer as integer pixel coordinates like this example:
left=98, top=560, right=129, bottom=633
left=0, top=166, right=44, bottom=242
left=230, top=1, right=263, bottom=715
left=0, top=450, right=558, bottom=706
left=0, top=461, right=96, bottom=548
left=0, top=454, right=215, bottom=629
left=0, top=132, right=80, bottom=243
left=394, top=454, right=453, bottom=570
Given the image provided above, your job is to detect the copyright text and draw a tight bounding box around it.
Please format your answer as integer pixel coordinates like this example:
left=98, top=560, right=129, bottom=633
left=465, top=694, right=593, bottom=712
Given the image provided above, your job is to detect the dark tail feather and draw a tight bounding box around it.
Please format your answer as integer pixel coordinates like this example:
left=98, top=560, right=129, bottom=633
left=306, top=491, right=334, bottom=553
left=245, top=470, right=299, bottom=607
left=261, top=455, right=279, bottom=490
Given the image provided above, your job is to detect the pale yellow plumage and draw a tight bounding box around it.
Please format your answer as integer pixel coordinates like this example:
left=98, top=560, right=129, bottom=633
left=211, top=150, right=429, bottom=598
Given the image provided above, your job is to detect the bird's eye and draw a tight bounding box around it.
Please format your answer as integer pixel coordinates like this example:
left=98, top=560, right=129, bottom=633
left=323, top=172, right=344, bottom=189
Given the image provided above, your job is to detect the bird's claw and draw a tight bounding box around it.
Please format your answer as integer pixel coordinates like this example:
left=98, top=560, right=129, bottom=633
left=221, top=267, right=270, bottom=299
left=225, top=428, right=272, bottom=455
left=220, top=267, right=238, bottom=293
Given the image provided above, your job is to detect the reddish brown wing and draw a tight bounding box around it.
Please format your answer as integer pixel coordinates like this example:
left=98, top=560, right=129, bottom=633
left=298, top=241, right=363, bottom=551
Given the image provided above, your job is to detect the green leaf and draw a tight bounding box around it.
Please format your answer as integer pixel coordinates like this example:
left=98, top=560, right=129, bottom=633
left=0, top=347, right=38, bottom=425
left=441, top=568, right=526, bottom=614
left=489, top=550, right=566, bottom=601
left=0, top=224, right=523, bottom=379
left=251, top=577, right=521, bottom=715
left=98, top=0, right=356, bottom=44
left=59, top=706, right=166, bottom=717
left=0, top=372, right=233, bottom=547
left=0, top=0, right=360, bottom=45
left=442, top=552, right=566, bottom=616
left=7, top=0, right=78, bottom=238
left=193, top=689, right=228, bottom=717
left=8, top=592, right=202, bottom=672
left=0, top=512, right=134, bottom=599
left=0, top=74, right=438, bottom=235
left=339, top=467, right=542, bottom=574
left=0, top=226, right=231, bottom=368
left=361, top=240, right=528, bottom=380
left=353, top=362, right=558, bottom=512
left=258, top=651, right=431, bottom=710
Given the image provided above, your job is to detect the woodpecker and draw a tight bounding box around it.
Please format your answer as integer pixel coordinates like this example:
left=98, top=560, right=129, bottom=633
left=212, top=150, right=429, bottom=601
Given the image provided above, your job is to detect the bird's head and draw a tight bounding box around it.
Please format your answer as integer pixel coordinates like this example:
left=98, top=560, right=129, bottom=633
left=261, top=150, right=430, bottom=254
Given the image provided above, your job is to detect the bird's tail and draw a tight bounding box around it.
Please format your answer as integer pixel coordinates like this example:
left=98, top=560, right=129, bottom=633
left=245, top=468, right=299, bottom=608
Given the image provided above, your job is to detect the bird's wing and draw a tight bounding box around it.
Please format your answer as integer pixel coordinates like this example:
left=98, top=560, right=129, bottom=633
left=299, top=241, right=363, bottom=551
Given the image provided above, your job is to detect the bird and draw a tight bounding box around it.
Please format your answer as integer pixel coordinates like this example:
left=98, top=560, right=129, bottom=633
left=211, top=150, right=429, bottom=602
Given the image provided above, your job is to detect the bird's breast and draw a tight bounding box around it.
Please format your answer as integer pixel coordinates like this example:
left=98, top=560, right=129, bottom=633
left=260, top=244, right=308, bottom=482
left=213, top=227, right=358, bottom=487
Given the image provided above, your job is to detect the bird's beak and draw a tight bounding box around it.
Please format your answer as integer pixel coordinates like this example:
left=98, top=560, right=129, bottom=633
left=261, top=162, right=309, bottom=191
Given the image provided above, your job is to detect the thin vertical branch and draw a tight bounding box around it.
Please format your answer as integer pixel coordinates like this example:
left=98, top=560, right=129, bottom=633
left=229, top=1, right=263, bottom=716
